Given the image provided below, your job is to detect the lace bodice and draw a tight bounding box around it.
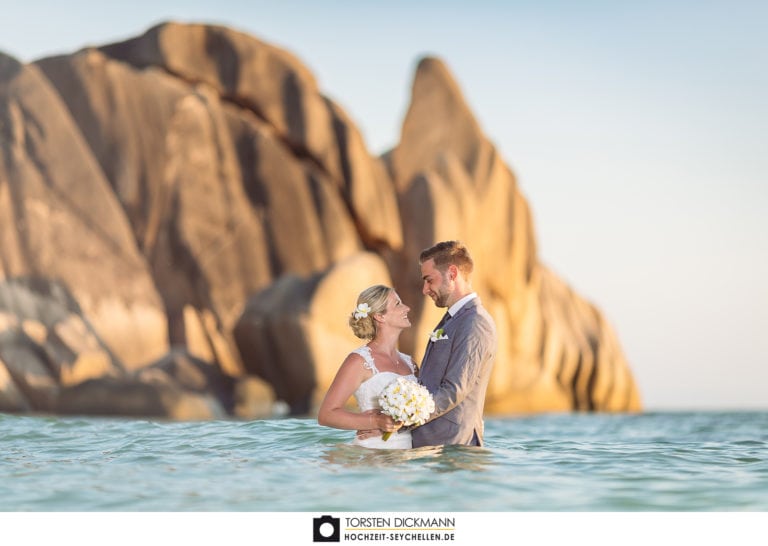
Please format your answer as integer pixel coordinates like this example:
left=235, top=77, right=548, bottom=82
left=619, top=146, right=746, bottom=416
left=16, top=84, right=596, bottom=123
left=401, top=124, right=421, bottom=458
left=349, top=346, right=416, bottom=449
left=351, top=346, right=417, bottom=412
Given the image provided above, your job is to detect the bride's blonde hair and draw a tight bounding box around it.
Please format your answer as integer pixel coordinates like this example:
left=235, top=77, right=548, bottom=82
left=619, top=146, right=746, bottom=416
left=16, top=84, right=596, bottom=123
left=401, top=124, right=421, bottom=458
left=349, top=285, right=392, bottom=340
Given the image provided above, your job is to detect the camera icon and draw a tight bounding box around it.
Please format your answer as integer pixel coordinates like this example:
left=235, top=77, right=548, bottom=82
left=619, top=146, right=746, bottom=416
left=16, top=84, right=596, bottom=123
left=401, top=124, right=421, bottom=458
left=313, top=515, right=340, bottom=542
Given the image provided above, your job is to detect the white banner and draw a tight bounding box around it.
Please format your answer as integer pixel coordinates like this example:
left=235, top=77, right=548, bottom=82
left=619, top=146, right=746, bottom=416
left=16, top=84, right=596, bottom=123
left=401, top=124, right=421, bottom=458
left=1, top=512, right=765, bottom=545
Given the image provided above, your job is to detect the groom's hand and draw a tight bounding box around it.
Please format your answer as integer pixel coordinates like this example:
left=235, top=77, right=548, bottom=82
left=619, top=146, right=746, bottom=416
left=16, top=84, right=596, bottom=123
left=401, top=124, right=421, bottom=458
left=356, top=409, right=382, bottom=440
left=355, top=428, right=380, bottom=440
left=356, top=410, right=400, bottom=439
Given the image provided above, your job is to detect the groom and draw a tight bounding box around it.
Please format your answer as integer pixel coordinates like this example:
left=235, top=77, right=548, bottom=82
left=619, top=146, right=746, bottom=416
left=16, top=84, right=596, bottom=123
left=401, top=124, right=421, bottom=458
left=412, top=241, right=497, bottom=447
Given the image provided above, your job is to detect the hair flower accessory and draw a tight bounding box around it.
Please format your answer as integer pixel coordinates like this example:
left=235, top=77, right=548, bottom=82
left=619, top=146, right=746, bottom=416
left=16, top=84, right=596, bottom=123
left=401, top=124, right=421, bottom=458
left=429, top=328, right=449, bottom=342
left=354, top=302, right=371, bottom=320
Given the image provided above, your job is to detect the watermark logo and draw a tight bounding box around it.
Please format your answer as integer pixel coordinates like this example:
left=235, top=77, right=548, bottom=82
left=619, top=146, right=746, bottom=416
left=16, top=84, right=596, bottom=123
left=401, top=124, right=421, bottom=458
left=313, top=515, right=341, bottom=542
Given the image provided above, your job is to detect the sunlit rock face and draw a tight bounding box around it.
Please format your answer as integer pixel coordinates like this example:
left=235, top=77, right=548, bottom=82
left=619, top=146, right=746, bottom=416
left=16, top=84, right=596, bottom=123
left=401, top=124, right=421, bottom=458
left=387, top=57, right=640, bottom=413
left=0, top=53, right=168, bottom=371
left=0, top=23, right=639, bottom=418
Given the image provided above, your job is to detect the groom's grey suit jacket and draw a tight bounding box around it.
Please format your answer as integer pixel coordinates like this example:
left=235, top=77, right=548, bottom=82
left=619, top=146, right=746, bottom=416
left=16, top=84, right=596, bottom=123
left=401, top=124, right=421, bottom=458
left=411, top=297, right=497, bottom=447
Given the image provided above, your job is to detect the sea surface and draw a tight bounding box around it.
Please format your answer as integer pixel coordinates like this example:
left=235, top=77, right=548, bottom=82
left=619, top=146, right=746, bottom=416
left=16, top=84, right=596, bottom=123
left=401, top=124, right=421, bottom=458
left=1, top=411, right=766, bottom=511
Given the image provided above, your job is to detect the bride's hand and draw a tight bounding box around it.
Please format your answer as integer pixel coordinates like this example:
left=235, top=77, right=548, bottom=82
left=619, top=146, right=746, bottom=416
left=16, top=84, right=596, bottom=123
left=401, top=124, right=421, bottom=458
left=375, top=413, right=400, bottom=433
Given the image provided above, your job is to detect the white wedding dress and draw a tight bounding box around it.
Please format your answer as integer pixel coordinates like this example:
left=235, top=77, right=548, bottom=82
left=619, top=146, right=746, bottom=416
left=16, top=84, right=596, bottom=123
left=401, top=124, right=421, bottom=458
left=350, top=346, right=416, bottom=450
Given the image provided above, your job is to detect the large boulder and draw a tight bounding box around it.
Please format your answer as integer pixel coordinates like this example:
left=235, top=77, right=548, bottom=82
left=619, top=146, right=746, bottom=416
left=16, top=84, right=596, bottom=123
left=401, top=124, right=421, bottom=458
left=97, top=21, right=402, bottom=252
left=0, top=52, right=168, bottom=369
left=34, top=23, right=400, bottom=373
left=0, top=278, right=124, bottom=412
left=0, top=278, right=248, bottom=420
left=36, top=48, right=274, bottom=363
left=235, top=252, right=392, bottom=414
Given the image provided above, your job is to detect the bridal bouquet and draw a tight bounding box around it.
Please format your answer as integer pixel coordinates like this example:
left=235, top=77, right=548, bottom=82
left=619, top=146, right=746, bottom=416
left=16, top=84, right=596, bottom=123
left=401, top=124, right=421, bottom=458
left=377, top=377, right=435, bottom=441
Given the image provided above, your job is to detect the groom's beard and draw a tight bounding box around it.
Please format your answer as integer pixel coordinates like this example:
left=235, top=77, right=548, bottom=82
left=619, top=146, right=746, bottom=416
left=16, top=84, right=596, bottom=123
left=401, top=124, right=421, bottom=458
left=433, top=285, right=451, bottom=308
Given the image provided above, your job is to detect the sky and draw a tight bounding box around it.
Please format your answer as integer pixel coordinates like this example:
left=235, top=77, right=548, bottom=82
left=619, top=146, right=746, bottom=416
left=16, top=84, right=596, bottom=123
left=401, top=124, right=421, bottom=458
left=1, top=1, right=766, bottom=410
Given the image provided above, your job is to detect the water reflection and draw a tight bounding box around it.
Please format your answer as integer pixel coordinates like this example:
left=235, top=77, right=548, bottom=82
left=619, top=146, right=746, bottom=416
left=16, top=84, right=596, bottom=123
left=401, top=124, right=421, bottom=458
left=423, top=445, right=495, bottom=473
left=322, top=443, right=495, bottom=473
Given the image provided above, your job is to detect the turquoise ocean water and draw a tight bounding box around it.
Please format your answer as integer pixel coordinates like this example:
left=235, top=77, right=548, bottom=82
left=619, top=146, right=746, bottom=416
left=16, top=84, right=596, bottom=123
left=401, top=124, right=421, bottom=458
left=1, top=411, right=766, bottom=511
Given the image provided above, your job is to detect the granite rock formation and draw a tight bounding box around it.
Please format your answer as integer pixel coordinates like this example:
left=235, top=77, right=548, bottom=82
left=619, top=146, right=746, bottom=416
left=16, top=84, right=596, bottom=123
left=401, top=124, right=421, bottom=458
left=0, top=54, right=168, bottom=370
left=387, top=58, right=639, bottom=412
left=0, top=22, right=640, bottom=419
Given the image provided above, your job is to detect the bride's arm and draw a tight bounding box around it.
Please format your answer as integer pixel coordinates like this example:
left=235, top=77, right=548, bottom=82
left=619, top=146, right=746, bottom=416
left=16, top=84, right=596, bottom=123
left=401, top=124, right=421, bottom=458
left=317, top=353, right=395, bottom=432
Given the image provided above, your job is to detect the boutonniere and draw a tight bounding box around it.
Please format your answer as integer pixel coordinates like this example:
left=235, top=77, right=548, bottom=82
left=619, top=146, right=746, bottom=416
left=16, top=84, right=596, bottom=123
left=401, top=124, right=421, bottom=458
left=429, top=328, right=449, bottom=342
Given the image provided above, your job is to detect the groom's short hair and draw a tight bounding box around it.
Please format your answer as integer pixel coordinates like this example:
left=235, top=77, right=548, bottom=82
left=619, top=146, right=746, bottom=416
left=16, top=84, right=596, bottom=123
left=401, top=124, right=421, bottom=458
left=419, top=241, right=474, bottom=277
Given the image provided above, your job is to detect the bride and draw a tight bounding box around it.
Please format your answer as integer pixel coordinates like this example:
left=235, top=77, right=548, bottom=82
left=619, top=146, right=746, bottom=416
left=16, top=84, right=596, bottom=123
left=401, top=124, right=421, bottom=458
left=318, top=284, right=417, bottom=449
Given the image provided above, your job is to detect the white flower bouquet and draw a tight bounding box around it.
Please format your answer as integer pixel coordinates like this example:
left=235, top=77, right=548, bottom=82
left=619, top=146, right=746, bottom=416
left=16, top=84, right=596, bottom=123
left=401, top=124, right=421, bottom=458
left=377, top=377, right=435, bottom=441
